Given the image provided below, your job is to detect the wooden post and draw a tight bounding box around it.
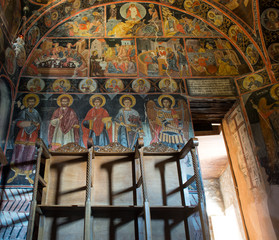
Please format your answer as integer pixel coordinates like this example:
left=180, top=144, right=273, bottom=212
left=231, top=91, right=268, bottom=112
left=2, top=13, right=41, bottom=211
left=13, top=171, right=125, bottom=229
left=84, top=140, right=94, bottom=240
left=136, top=137, right=152, bottom=240
left=26, top=146, right=43, bottom=240
left=189, top=143, right=210, bottom=240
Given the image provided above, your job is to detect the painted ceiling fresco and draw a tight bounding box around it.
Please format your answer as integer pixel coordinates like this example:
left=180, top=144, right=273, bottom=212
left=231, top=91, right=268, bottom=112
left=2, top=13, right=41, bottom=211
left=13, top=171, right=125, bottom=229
left=2, top=0, right=276, bottom=83
left=21, top=1, right=264, bottom=79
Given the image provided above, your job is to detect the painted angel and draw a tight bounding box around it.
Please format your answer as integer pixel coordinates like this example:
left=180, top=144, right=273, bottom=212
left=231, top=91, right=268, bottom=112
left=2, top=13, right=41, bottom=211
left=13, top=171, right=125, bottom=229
left=146, top=95, right=190, bottom=150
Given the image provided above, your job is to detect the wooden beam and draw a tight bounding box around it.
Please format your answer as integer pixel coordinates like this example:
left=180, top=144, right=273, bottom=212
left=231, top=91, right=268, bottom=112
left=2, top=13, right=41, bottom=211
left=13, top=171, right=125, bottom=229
left=178, top=138, right=199, bottom=159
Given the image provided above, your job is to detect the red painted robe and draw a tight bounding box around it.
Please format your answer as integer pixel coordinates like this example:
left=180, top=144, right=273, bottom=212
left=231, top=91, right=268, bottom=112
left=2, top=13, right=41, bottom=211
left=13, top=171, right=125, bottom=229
left=82, top=108, right=112, bottom=148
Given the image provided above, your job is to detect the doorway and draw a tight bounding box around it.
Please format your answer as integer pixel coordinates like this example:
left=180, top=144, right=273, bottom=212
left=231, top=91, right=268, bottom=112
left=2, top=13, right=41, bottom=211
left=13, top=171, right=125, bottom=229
left=197, top=127, right=247, bottom=240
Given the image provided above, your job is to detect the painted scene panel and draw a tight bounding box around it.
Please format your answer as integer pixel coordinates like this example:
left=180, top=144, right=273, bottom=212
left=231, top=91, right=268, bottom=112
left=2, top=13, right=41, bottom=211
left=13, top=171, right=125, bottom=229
left=48, top=7, right=105, bottom=37
left=185, top=38, right=250, bottom=76
left=106, top=2, right=163, bottom=37
left=23, top=39, right=89, bottom=77
left=137, top=38, right=189, bottom=77
left=90, top=38, right=137, bottom=77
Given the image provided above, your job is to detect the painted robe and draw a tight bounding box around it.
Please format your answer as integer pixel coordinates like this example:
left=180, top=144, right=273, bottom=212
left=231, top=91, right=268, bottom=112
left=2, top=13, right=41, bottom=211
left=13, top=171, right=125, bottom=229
left=11, top=108, right=41, bottom=171
left=115, top=108, right=141, bottom=149
left=48, top=107, right=79, bottom=150
left=151, top=108, right=184, bottom=150
left=82, top=108, right=112, bottom=148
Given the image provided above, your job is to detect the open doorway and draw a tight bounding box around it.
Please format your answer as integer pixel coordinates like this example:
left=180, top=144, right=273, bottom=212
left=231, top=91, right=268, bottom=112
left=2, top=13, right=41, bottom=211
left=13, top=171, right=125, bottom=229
left=196, top=126, right=247, bottom=240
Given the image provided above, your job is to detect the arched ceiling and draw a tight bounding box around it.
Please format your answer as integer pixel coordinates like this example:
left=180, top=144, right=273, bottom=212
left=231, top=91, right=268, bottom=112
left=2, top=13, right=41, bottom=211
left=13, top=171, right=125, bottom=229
left=20, top=0, right=269, bottom=76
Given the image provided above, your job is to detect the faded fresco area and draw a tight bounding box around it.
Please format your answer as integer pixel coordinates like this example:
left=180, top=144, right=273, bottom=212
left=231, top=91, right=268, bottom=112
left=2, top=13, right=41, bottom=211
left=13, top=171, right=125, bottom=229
left=244, top=83, right=279, bottom=184
left=211, top=0, right=254, bottom=28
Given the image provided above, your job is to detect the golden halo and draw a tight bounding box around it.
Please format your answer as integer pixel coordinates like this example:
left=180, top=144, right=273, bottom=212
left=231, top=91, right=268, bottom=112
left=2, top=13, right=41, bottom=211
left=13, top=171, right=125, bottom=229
left=137, top=78, right=145, bottom=84
left=57, top=94, right=73, bottom=107
left=51, top=10, right=58, bottom=21
left=119, top=95, right=136, bottom=108
left=149, top=3, right=154, bottom=8
left=208, top=10, right=215, bottom=19
left=23, top=94, right=40, bottom=108
left=90, top=95, right=106, bottom=107
left=158, top=95, right=175, bottom=108
left=86, top=78, right=93, bottom=84
left=270, top=84, right=279, bottom=100
left=268, top=9, right=278, bottom=19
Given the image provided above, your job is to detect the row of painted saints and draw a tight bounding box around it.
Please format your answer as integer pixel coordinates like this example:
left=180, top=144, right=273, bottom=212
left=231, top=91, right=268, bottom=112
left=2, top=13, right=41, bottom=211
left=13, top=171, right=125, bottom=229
left=8, top=93, right=189, bottom=184
left=25, top=77, right=179, bottom=93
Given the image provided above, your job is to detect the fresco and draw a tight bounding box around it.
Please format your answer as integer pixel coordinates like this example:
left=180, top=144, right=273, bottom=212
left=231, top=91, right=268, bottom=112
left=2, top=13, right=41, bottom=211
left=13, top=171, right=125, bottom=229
left=106, top=3, right=163, bottom=37
left=183, top=0, right=201, bottom=13
left=237, top=72, right=270, bottom=94
left=0, top=0, right=21, bottom=38
left=90, top=38, right=136, bottom=77
left=20, top=3, right=255, bottom=79
left=7, top=93, right=41, bottom=184
left=24, top=39, right=89, bottom=77
left=185, top=38, right=249, bottom=76
left=146, top=94, right=190, bottom=150
left=18, top=0, right=265, bottom=72
left=261, top=8, right=279, bottom=32
left=212, top=0, right=254, bottom=28
left=207, top=9, right=224, bottom=27
left=268, top=43, right=279, bottom=63
left=27, top=25, right=41, bottom=47
left=27, top=78, right=46, bottom=92
left=137, top=38, right=189, bottom=77
left=4, top=93, right=192, bottom=185
left=105, top=78, right=124, bottom=93
left=49, top=7, right=104, bottom=37
left=44, top=9, right=59, bottom=28
left=244, top=83, right=279, bottom=184
left=131, top=78, right=151, bottom=93
left=18, top=77, right=186, bottom=94
left=259, top=2, right=279, bottom=64
left=162, top=6, right=221, bottom=37
left=79, top=78, right=97, bottom=93
left=5, top=47, right=16, bottom=75
left=52, top=78, right=71, bottom=92
left=245, top=44, right=259, bottom=66
left=48, top=94, right=80, bottom=150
